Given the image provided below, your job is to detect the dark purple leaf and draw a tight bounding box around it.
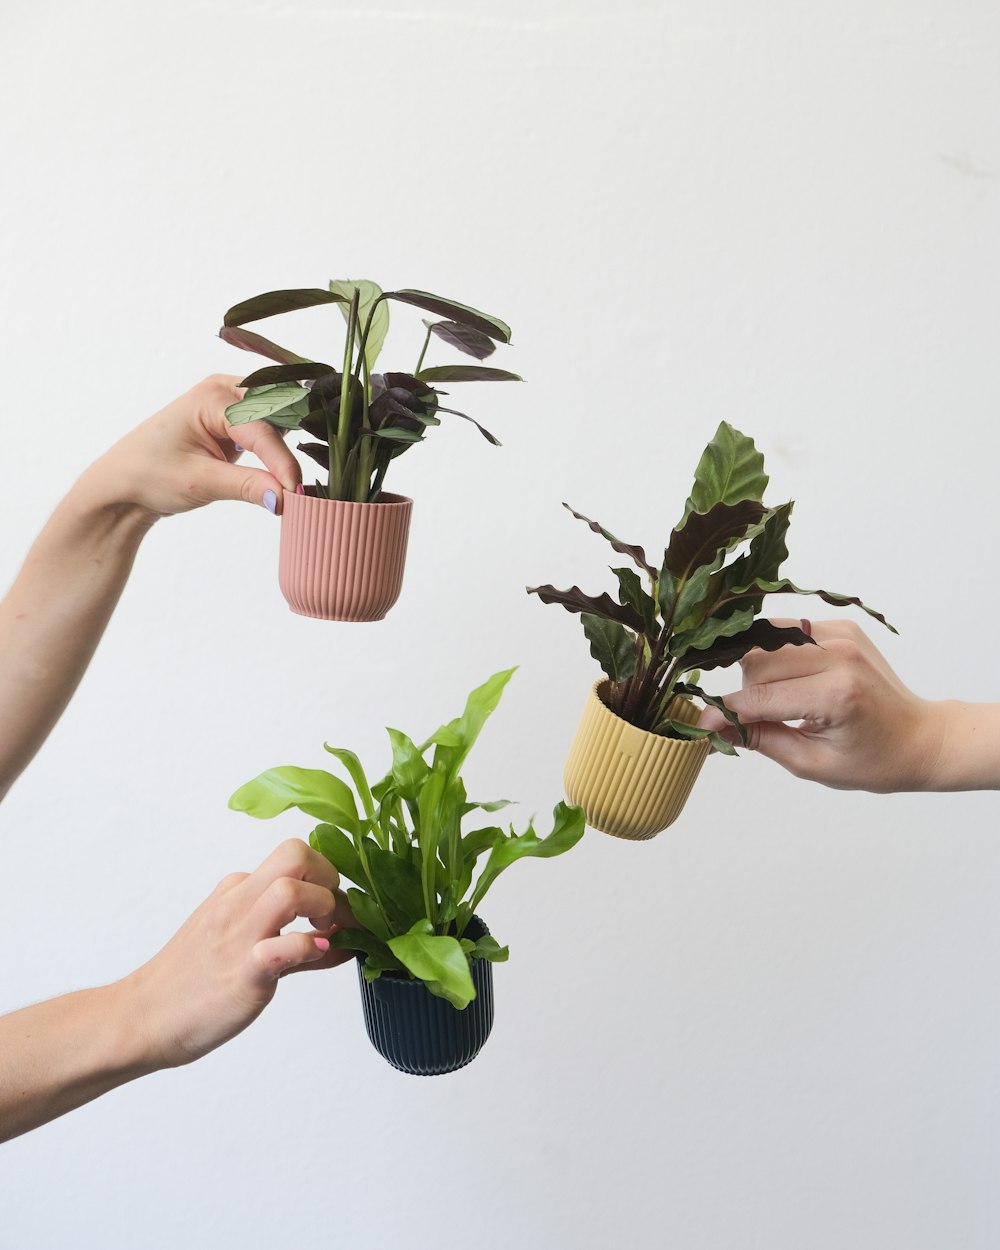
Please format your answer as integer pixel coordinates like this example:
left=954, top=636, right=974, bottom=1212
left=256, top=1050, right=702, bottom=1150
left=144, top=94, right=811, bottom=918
left=240, top=362, right=335, bottom=387
left=562, top=504, right=656, bottom=578
left=435, top=406, right=501, bottom=445
left=526, top=584, right=645, bottom=633
left=673, top=682, right=748, bottom=746
left=297, top=441, right=331, bottom=468
left=680, top=621, right=816, bottom=672
left=664, top=499, right=768, bottom=580
left=723, top=578, right=896, bottom=632
left=223, top=288, right=347, bottom=327
left=384, top=290, right=511, bottom=342
left=416, top=365, right=522, bottom=383
left=427, top=320, right=497, bottom=360
left=219, top=325, right=306, bottom=366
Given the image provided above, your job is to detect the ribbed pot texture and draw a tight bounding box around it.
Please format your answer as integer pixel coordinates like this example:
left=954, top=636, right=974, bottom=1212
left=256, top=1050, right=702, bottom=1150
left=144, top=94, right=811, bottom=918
left=278, top=489, right=413, bottom=621
left=563, top=680, right=711, bottom=840
left=357, top=916, right=495, bottom=1076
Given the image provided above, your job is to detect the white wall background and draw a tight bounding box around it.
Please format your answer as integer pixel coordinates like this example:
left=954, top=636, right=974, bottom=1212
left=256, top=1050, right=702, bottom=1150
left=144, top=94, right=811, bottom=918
left=1, top=1, right=999, bottom=1246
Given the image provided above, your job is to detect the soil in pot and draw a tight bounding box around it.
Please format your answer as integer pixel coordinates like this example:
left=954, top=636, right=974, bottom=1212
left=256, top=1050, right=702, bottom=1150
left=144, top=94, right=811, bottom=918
left=563, top=680, right=711, bottom=841
left=357, top=916, right=495, bottom=1076
left=278, top=489, right=413, bottom=622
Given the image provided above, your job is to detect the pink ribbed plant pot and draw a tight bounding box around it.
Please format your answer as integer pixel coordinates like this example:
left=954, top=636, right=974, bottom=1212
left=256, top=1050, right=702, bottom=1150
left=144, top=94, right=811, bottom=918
left=278, top=490, right=413, bottom=622
left=563, top=680, right=711, bottom=840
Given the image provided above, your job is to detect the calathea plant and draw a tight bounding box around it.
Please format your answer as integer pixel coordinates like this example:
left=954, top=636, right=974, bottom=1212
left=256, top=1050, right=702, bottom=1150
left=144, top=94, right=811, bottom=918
left=529, top=422, right=894, bottom=754
left=220, top=279, right=520, bottom=504
left=229, top=670, right=585, bottom=1012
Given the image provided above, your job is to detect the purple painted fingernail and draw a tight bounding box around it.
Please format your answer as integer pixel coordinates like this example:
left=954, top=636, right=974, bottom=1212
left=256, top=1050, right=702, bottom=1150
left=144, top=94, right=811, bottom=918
left=263, top=489, right=277, bottom=514
left=234, top=443, right=245, bottom=453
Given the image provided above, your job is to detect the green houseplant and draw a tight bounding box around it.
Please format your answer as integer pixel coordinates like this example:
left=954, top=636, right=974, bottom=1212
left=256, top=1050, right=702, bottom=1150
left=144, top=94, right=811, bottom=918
left=229, top=669, right=585, bottom=1075
left=528, top=422, right=893, bottom=840
left=220, top=279, right=520, bottom=621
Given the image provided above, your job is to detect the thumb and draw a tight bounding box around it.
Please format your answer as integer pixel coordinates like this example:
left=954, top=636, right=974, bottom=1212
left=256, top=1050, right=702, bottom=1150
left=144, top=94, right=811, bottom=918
left=192, top=457, right=286, bottom=514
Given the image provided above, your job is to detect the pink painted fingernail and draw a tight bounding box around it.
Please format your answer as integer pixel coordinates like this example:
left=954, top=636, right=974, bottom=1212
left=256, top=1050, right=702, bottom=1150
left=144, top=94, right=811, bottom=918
left=295, top=483, right=305, bottom=495
left=313, top=937, right=330, bottom=952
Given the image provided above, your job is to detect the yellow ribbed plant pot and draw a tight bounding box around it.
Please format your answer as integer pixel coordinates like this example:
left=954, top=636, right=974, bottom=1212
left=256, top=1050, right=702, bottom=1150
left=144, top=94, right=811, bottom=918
left=563, top=680, right=711, bottom=841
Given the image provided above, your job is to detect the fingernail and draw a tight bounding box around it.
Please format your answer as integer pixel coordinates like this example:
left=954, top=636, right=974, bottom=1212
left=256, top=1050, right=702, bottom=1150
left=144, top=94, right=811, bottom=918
left=263, top=489, right=277, bottom=514
left=313, top=937, right=330, bottom=953
left=295, top=483, right=305, bottom=496
left=234, top=443, right=245, bottom=453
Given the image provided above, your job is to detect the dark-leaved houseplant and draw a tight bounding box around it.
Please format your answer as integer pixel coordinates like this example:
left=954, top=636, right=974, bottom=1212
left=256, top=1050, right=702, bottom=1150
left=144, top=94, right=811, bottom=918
left=528, top=422, right=893, bottom=839
left=221, top=279, right=519, bottom=621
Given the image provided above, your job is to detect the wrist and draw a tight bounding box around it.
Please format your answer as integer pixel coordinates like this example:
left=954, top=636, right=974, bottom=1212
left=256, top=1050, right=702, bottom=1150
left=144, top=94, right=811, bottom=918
left=920, top=700, right=1000, bottom=792
left=113, top=967, right=179, bottom=1074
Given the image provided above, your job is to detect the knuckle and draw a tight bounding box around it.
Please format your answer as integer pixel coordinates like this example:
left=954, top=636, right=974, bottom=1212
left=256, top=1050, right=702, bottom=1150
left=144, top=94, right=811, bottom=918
left=269, top=876, right=300, bottom=912
left=278, top=837, right=310, bottom=871
left=216, top=871, right=249, bottom=894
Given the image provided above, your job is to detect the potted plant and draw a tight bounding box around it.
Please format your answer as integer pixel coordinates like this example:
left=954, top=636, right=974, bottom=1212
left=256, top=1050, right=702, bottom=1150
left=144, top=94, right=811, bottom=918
left=229, top=669, right=585, bottom=1075
left=220, top=279, right=519, bottom=621
left=528, top=422, right=893, bottom=841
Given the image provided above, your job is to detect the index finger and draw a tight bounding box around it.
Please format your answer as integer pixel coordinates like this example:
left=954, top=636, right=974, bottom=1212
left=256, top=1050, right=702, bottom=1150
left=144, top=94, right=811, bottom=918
left=241, top=838, right=340, bottom=904
left=197, top=375, right=301, bottom=491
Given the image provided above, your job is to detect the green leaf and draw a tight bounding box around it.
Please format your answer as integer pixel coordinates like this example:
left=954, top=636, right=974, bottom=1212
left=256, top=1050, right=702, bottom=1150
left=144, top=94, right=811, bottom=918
left=426, top=320, right=496, bottom=360
left=415, top=365, right=522, bottom=383
left=461, top=826, right=504, bottom=863
left=581, top=614, right=638, bottom=681
left=466, top=802, right=585, bottom=918
left=360, top=425, right=424, bottom=444
left=680, top=620, right=815, bottom=673
left=224, top=383, right=311, bottom=428
left=672, top=547, right=728, bottom=628
left=366, top=847, right=425, bottom=931
left=470, top=934, right=509, bottom=963
left=347, top=887, right=393, bottom=944
left=224, top=288, right=347, bottom=327
left=562, top=503, right=656, bottom=578
left=666, top=719, right=738, bottom=755
left=386, top=728, right=431, bottom=800
left=388, top=925, right=477, bottom=1009
left=385, top=290, right=511, bottom=343
left=725, top=501, right=792, bottom=589
left=228, top=766, right=360, bottom=828
left=309, top=824, right=373, bottom=889
left=682, top=423, right=768, bottom=522
left=219, top=324, right=308, bottom=366
left=330, top=279, right=389, bottom=372
left=322, top=745, right=374, bottom=818
left=670, top=605, right=756, bottom=657
left=527, top=584, right=645, bottom=634
left=429, top=668, right=517, bottom=778
left=612, top=567, right=658, bottom=632
left=325, top=927, right=401, bottom=969
left=664, top=499, right=769, bottom=581
left=673, top=682, right=748, bottom=747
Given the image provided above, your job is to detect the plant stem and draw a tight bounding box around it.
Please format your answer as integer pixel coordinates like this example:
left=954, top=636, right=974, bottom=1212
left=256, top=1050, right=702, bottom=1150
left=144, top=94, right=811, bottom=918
left=415, top=324, right=432, bottom=374
left=336, top=289, right=360, bottom=499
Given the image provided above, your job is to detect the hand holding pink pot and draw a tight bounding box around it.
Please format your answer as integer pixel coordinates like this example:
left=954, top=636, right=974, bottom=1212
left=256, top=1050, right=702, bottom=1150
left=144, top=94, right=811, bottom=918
left=78, top=374, right=302, bottom=521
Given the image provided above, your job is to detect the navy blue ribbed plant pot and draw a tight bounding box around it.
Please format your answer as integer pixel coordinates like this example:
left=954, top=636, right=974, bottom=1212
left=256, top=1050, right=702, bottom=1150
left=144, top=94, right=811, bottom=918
left=357, top=916, right=495, bottom=1076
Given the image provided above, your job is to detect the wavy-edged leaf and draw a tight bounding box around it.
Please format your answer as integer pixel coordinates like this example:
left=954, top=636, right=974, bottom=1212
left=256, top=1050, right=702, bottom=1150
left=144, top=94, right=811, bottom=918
left=435, top=405, right=501, bottom=445
left=673, top=682, right=748, bottom=747
left=240, top=362, right=335, bottom=388
left=225, top=383, right=311, bottom=428
left=388, top=925, right=477, bottom=1009
left=330, top=279, right=389, bottom=372
left=665, top=719, right=738, bottom=756
left=680, top=621, right=815, bottom=672
left=670, top=605, right=756, bottom=657
left=426, top=319, right=496, bottom=360
left=228, top=765, right=360, bottom=829
left=682, top=422, right=768, bottom=522
left=416, top=365, right=521, bottom=383
left=665, top=499, right=768, bottom=581
left=723, top=578, right=897, bottom=632
left=581, top=614, right=638, bottom=681
left=219, top=324, right=307, bottom=365
left=385, top=290, right=511, bottom=343
left=562, top=503, right=656, bottom=578
left=527, top=584, right=645, bottom=634
left=465, top=802, right=586, bottom=919
left=470, top=934, right=509, bottom=963
left=224, top=287, right=347, bottom=327
left=612, top=567, right=658, bottom=632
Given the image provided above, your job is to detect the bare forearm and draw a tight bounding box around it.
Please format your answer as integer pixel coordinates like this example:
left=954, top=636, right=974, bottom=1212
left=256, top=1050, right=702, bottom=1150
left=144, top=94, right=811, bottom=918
left=0, top=475, right=154, bottom=797
left=0, top=979, right=158, bottom=1144
left=925, top=701, right=1000, bottom=791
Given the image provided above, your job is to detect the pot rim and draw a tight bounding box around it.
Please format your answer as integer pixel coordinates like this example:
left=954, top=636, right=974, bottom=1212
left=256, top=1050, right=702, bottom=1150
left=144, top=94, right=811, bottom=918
left=362, top=914, right=490, bottom=989
left=282, top=488, right=413, bottom=509
left=589, top=677, right=702, bottom=741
